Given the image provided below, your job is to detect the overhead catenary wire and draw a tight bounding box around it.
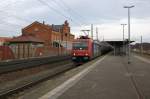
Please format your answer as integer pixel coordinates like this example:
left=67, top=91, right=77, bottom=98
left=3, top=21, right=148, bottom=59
left=48, top=0, right=90, bottom=37
left=0, top=0, right=87, bottom=27
left=37, top=0, right=71, bottom=21
left=0, top=29, right=19, bottom=33
left=0, top=22, right=23, bottom=28
left=0, top=18, right=25, bottom=27
left=59, top=0, right=88, bottom=24
left=0, top=9, right=32, bottom=30
left=0, top=10, right=32, bottom=23
left=37, top=0, right=83, bottom=26
left=0, top=0, right=88, bottom=36
left=0, top=1, right=35, bottom=34
left=0, top=0, right=18, bottom=10
left=51, top=0, right=87, bottom=25
left=0, top=0, right=33, bottom=23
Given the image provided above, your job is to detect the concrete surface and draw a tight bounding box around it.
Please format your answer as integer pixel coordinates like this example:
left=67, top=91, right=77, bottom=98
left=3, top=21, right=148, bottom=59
left=41, top=53, right=150, bottom=99
left=18, top=54, right=104, bottom=99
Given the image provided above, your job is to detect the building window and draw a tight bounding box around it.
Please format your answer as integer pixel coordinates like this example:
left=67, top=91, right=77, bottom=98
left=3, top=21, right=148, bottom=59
left=65, top=33, right=67, bottom=37
left=52, top=41, right=59, bottom=48
left=34, top=28, right=39, bottom=32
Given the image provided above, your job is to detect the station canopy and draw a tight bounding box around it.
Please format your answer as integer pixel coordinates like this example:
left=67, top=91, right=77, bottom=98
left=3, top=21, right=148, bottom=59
left=106, top=40, right=134, bottom=47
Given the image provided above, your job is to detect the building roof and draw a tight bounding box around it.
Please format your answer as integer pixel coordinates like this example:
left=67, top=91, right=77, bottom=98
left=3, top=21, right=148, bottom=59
left=22, top=20, right=74, bottom=39
left=23, top=21, right=70, bottom=33
left=0, top=37, right=12, bottom=42
left=51, top=20, right=69, bottom=32
left=106, top=40, right=134, bottom=47
left=22, top=21, right=52, bottom=31
left=52, top=25, right=63, bottom=32
left=8, top=35, right=44, bottom=43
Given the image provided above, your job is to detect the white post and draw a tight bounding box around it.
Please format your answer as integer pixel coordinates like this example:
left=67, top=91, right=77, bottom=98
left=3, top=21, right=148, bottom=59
left=121, top=24, right=127, bottom=55
left=141, top=35, right=143, bottom=55
left=96, top=27, right=98, bottom=40
left=128, top=8, right=131, bottom=63
left=124, top=5, right=135, bottom=64
left=91, top=24, right=93, bottom=39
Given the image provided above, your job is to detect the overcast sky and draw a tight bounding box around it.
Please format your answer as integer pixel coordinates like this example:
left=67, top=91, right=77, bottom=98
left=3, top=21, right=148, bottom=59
left=0, top=0, right=150, bottom=43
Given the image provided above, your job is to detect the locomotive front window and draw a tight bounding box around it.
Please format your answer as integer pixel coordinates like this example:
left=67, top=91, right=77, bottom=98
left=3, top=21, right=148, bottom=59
left=73, top=42, right=88, bottom=50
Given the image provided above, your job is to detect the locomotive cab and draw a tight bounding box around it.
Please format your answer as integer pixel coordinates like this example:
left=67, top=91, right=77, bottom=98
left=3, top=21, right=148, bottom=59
left=72, top=36, right=92, bottom=63
left=71, top=36, right=112, bottom=64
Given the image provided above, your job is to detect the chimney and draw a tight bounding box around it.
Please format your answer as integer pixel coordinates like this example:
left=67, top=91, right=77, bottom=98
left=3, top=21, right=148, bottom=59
left=52, top=24, right=54, bottom=28
left=43, top=21, right=45, bottom=25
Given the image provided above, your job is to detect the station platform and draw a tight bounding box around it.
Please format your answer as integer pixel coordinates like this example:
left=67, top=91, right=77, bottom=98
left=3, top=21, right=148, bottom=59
left=40, top=53, right=150, bottom=99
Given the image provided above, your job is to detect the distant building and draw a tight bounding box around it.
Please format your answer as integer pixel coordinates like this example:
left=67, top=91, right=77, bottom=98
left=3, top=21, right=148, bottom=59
left=0, top=46, right=14, bottom=61
left=132, top=43, right=150, bottom=54
left=132, top=43, right=150, bottom=51
left=8, top=35, right=44, bottom=59
left=0, top=37, right=11, bottom=45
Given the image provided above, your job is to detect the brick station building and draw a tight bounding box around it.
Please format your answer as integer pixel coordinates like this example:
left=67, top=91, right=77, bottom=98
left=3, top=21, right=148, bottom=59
left=22, top=20, right=74, bottom=46
left=7, top=20, right=75, bottom=59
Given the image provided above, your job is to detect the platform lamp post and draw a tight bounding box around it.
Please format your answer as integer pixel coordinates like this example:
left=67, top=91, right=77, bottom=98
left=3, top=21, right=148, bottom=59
left=140, top=35, right=143, bottom=55
left=121, top=24, right=127, bottom=55
left=91, top=24, right=93, bottom=39
left=124, top=5, right=135, bottom=64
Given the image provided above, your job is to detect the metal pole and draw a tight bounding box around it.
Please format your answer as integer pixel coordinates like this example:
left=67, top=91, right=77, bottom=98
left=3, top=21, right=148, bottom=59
left=58, top=28, right=62, bottom=56
left=124, top=5, right=134, bottom=64
left=103, top=36, right=104, bottom=41
left=123, top=25, right=125, bottom=55
left=141, top=35, right=143, bottom=55
left=128, top=8, right=131, bottom=64
left=91, top=24, right=93, bottom=39
left=121, top=24, right=127, bottom=55
left=96, top=27, right=98, bottom=40
left=66, top=36, right=67, bottom=55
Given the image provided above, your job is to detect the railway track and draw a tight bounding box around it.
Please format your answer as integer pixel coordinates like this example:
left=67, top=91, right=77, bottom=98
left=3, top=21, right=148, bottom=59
left=0, top=56, right=75, bottom=98
left=0, top=54, right=107, bottom=98
left=0, top=55, right=71, bottom=74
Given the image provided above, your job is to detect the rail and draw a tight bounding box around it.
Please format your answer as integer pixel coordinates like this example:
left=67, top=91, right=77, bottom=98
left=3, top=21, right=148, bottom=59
left=0, top=61, right=74, bottom=98
left=0, top=55, right=71, bottom=74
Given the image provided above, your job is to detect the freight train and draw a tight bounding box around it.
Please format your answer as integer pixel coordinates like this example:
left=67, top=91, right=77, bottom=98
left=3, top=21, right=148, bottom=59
left=71, top=36, right=112, bottom=64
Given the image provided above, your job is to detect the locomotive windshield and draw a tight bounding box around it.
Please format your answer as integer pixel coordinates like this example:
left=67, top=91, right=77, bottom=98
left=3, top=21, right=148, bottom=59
left=73, top=41, right=88, bottom=50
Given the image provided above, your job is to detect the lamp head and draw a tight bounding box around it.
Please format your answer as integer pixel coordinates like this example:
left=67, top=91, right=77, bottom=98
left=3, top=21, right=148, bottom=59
left=124, top=5, right=135, bottom=8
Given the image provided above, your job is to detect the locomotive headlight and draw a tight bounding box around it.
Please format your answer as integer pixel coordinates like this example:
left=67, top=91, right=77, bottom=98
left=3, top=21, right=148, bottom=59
left=73, top=53, right=76, bottom=56
left=85, top=53, right=88, bottom=56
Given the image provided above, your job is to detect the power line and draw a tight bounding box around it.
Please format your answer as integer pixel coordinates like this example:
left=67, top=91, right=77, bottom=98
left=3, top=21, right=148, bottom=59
left=0, top=6, right=32, bottom=30
left=0, top=20, right=24, bottom=27
left=0, top=28, right=19, bottom=33
left=37, top=0, right=82, bottom=26
left=58, top=0, right=88, bottom=24
left=37, top=0, right=72, bottom=20
left=51, top=0, right=86, bottom=25
left=0, top=0, right=19, bottom=10
left=0, top=10, right=32, bottom=23
left=0, top=0, right=32, bottom=24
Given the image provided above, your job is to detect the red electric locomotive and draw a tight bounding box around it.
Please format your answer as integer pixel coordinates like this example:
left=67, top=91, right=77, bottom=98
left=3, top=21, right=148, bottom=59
left=72, top=36, right=101, bottom=64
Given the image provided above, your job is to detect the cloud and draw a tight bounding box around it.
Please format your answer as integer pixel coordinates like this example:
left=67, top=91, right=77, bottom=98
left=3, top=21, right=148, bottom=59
left=72, top=17, right=150, bottom=43
left=0, top=0, right=149, bottom=43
